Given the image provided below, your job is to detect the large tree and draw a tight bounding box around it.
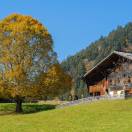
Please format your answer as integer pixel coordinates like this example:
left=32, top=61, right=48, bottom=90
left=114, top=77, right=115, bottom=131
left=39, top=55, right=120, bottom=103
left=0, top=14, right=55, bottom=112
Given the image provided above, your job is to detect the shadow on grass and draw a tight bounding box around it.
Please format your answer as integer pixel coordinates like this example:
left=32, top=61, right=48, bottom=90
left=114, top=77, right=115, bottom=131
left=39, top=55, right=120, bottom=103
left=0, top=111, right=15, bottom=116
left=0, top=103, right=56, bottom=115
left=23, top=104, right=56, bottom=114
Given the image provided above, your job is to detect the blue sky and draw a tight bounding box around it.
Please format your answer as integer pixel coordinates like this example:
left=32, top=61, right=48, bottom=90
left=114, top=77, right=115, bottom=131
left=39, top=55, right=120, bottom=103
left=0, top=0, right=132, bottom=61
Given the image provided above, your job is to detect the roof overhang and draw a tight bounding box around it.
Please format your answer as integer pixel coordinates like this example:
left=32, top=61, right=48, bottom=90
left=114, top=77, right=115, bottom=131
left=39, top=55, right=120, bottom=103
left=82, top=51, right=132, bottom=86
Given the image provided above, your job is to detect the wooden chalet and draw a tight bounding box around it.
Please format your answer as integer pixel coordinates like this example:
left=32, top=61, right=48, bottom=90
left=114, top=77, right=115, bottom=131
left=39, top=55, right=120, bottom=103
left=82, top=51, right=132, bottom=97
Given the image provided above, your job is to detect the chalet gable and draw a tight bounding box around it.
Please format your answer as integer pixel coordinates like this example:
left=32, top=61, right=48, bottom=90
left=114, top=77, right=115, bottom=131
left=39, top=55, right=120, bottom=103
left=83, top=51, right=132, bottom=86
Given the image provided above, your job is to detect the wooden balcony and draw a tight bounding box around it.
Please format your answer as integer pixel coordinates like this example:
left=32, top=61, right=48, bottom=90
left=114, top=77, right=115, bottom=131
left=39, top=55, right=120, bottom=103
left=109, top=83, right=132, bottom=91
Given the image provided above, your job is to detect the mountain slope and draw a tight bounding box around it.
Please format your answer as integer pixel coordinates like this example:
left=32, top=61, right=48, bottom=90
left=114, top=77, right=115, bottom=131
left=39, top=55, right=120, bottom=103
left=61, top=22, right=132, bottom=90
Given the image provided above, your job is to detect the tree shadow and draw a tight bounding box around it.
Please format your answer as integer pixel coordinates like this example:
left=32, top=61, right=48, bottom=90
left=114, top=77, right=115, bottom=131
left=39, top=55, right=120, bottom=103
left=0, top=111, right=15, bottom=116
left=22, top=104, right=56, bottom=114
left=0, top=103, right=56, bottom=115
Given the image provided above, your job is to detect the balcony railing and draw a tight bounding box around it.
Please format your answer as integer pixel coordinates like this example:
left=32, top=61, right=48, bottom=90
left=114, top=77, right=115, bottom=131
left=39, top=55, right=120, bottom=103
left=109, top=83, right=132, bottom=90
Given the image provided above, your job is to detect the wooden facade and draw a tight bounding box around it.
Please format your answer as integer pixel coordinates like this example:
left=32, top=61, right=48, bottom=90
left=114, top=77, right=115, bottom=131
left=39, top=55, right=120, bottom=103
left=83, top=51, right=132, bottom=97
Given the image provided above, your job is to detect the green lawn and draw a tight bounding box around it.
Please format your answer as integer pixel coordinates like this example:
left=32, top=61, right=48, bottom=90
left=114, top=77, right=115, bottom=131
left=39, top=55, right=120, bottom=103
left=0, top=99, right=132, bottom=132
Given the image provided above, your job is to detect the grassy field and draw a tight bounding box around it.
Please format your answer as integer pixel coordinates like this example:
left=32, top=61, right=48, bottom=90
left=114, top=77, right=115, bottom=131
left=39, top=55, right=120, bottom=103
left=0, top=99, right=132, bottom=132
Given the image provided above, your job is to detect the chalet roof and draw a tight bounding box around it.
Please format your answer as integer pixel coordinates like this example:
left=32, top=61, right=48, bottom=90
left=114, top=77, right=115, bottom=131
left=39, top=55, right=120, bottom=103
left=83, top=51, right=132, bottom=85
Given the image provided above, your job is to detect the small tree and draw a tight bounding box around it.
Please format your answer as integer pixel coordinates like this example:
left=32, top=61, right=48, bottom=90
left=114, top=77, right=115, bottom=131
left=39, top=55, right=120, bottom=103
left=0, top=14, right=54, bottom=113
left=37, top=64, right=72, bottom=99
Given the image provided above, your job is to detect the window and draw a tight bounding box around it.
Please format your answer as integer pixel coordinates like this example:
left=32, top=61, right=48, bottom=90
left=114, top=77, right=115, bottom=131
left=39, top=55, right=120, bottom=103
left=109, top=79, right=112, bottom=85
left=123, top=74, right=126, bottom=77
left=128, top=77, right=131, bottom=83
left=117, top=78, right=120, bottom=83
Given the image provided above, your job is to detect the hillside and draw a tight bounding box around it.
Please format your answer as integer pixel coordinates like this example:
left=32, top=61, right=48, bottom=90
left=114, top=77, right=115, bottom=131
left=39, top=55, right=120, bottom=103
left=0, top=99, right=132, bottom=131
left=61, top=22, right=132, bottom=91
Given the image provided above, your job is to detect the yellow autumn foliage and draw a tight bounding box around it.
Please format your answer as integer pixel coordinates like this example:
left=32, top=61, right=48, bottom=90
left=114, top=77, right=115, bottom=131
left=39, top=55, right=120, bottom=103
left=0, top=14, right=53, bottom=100
left=38, top=64, right=72, bottom=97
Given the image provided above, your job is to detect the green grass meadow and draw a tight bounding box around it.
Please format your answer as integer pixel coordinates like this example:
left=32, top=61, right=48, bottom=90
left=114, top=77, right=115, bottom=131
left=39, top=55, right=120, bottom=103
left=0, top=99, right=132, bottom=132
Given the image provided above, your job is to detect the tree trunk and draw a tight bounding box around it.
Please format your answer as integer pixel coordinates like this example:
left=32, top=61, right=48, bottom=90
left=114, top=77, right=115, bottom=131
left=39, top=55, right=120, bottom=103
left=15, top=97, right=23, bottom=113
